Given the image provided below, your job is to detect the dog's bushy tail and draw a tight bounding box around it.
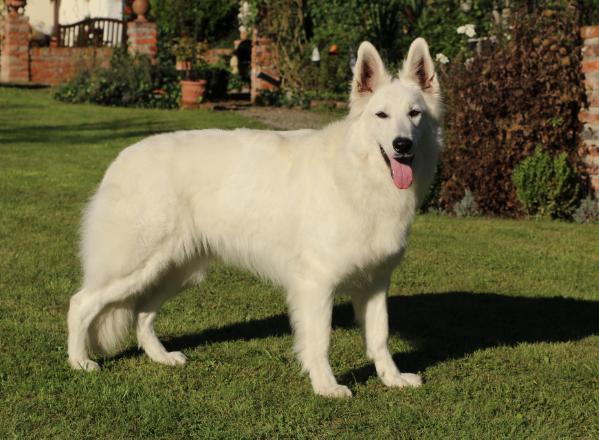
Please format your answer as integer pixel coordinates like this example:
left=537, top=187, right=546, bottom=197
left=88, top=301, right=135, bottom=356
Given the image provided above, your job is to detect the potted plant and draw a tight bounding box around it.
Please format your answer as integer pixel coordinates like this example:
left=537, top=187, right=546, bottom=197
left=170, top=37, right=208, bottom=109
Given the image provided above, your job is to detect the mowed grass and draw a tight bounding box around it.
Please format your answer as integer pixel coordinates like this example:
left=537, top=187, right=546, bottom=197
left=1, top=87, right=598, bottom=439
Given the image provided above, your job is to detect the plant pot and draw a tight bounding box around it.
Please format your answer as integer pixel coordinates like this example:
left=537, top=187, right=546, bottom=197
left=180, top=79, right=207, bottom=109
left=132, top=0, right=149, bottom=22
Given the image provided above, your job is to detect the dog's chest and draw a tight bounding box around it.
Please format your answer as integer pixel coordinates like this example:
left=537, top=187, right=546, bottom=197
left=330, top=196, right=414, bottom=275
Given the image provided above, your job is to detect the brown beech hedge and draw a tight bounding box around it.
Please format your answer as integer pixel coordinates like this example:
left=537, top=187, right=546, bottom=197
left=439, top=4, right=587, bottom=217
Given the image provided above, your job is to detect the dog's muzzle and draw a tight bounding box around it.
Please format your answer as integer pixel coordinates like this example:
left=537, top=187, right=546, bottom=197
left=379, top=145, right=414, bottom=172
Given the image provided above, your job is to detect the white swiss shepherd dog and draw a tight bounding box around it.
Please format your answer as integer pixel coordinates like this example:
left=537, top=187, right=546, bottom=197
left=67, top=38, right=442, bottom=398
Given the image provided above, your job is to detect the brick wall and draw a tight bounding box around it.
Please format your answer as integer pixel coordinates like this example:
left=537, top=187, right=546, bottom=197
left=30, top=47, right=112, bottom=85
left=251, top=30, right=280, bottom=103
left=1, top=15, right=29, bottom=83
left=127, top=21, right=157, bottom=63
left=581, top=25, right=599, bottom=198
left=0, top=13, right=157, bottom=86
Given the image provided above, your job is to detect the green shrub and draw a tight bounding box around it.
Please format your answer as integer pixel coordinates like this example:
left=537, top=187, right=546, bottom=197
left=54, top=52, right=230, bottom=107
left=512, top=146, right=580, bottom=219
left=54, top=48, right=180, bottom=109
left=149, top=0, right=238, bottom=46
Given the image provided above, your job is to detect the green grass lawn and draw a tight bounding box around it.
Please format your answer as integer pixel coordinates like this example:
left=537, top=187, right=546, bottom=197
left=1, top=87, right=598, bottom=439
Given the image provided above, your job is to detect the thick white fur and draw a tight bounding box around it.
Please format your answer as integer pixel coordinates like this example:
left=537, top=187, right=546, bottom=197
left=67, top=39, right=442, bottom=398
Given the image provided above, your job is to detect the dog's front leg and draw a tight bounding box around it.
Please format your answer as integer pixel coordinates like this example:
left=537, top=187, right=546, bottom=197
left=287, top=280, right=352, bottom=398
left=351, top=279, right=422, bottom=388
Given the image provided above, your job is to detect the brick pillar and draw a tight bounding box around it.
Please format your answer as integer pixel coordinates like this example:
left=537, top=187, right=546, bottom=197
left=251, top=29, right=280, bottom=103
left=127, top=21, right=157, bottom=63
left=1, top=14, right=30, bottom=83
left=580, top=25, right=599, bottom=199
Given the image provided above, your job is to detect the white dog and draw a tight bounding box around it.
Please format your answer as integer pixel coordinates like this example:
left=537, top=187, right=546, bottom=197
left=67, top=39, right=442, bottom=398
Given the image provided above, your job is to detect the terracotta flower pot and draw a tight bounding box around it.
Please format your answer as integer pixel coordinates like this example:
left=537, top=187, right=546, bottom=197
left=180, top=80, right=207, bottom=109
left=132, top=0, right=149, bottom=22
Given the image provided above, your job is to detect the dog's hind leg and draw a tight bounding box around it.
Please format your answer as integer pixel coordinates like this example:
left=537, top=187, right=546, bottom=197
left=68, top=253, right=169, bottom=371
left=286, top=279, right=352, bottom=398
left=136, top=259, right=210, bottom=366
left=135, top=283, right=186, bottom=366
left=136, top=308, right=187, bottom=366
left=68, top=288, right=104, bottom=371
left=351, top=278, right=422, bottom=388
left=68, top=281, right=138, bottom=371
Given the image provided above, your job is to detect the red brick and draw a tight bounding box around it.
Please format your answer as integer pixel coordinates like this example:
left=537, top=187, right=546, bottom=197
left=583, top=44, right=599, bottom=57
left=582, top=26, right=599, bottom=39
left=582, top=59, right=599, bottom=73
left=580, top=112, right=599, bottom=123
left=585, top=76, right=599, bottom=91
left=135, top=38, right=157, bottom=45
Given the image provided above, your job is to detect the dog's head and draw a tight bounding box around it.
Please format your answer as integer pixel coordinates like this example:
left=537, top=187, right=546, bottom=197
left=349, top=39, right=442, bottom=190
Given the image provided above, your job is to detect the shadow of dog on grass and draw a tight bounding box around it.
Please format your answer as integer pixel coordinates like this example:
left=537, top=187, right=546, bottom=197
left=117, top=292, right=599, bottom=384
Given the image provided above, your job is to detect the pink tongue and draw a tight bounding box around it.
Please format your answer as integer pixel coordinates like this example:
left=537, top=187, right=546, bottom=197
left=390, top=157, right=413, bottom=189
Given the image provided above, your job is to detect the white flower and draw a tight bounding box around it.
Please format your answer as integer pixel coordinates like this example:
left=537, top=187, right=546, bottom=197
left=457, top=24, right=476, bottom=38
left=240, top=1, right=250, bottom=15
left=460, top=1, right=472, bottom=12
left=435, top=53, right=449, bottom=64
left=238, top=1, right=251, bottom=26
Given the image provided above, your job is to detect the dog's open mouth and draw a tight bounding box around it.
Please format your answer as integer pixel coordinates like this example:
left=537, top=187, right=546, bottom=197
left=379, top=145, right=414, bottom=189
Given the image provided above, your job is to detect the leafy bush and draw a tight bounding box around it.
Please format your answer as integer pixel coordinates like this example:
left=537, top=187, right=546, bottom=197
left=439, top=4, right=586, bottom=217
left=149, top=0, right=238, bottom=46
left=250, top=0, right=502, bottom=98
left=54, top=48, right=180, bottom=109
left=512, top=146, right=580, bottom=219
left=55, top=46, right=231, bottom=107
left=414, top=0, right=496, bottom=61
left=573, top=196, right=599, bottom=223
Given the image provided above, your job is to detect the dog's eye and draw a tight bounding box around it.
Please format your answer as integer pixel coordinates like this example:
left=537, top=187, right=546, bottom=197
left=409, top=109, right=421, bottom=118
left=375, top=111, right=389, bottom=119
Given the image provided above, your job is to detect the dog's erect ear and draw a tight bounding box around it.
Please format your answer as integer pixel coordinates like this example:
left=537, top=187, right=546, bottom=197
left=400, top=38, right=438, bottom=94
left=350, top=42, right=390, bottom=111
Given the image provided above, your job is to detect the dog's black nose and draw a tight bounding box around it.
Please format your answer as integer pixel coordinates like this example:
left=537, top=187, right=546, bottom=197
left=392, top=137, right=413, bottom=155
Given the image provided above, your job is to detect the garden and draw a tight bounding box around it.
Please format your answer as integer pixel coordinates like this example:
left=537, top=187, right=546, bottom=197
left=1, top=0, right=599, bottom=438
left=48, top=0, right=599, bottom=219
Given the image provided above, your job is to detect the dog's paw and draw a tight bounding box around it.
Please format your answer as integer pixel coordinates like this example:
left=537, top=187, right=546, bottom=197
left=152, top=351, right=187, bottom=366
left=381, top=372, right=422, bottom=388
left=166, top=351, right=187, bottom=365
left=399, top=373, right=422, bottom=387
left=314, top=384, right=353, bottom=398
left=69, top=358, right=100, bottom=372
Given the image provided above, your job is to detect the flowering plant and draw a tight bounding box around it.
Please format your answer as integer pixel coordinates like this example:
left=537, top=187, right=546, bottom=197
left=435, top=53, right=449, bottom=65
left=457, top=24, right=476, bottom=38
left=237, top=1, right=256, bottom=37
